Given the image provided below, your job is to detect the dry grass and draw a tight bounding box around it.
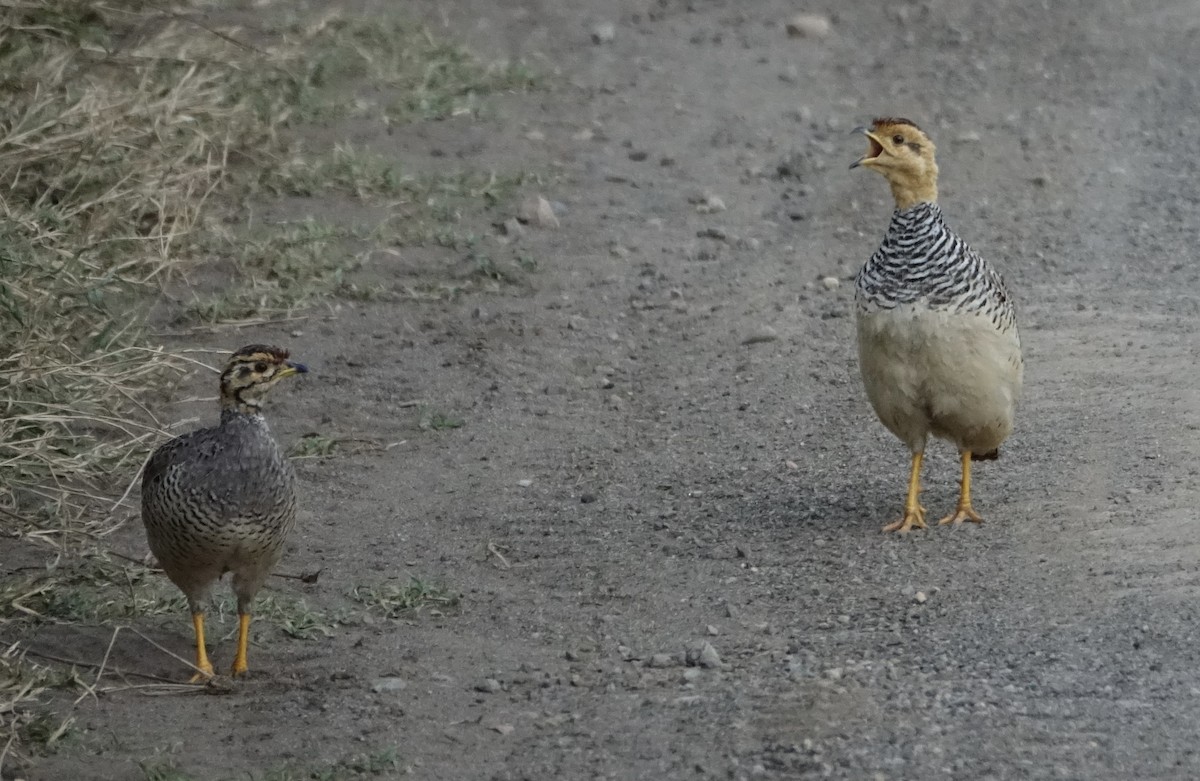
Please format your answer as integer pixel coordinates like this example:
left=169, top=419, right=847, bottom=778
left=0, top=0, right=530, bottom=767
left=0, top=643, right=74, bottom=772
left=1, top=2, right=537, bottom=538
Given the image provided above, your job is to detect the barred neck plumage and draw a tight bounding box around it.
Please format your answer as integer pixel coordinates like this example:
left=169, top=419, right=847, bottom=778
left=855, top=201, right=1016, bottom=330
left=220, top=407, right=269, bottom=428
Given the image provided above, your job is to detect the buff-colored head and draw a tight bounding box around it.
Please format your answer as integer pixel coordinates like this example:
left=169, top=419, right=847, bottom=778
left=219, top=344, right=307, bottom=414
left=850, top=117, right=939, bottom=210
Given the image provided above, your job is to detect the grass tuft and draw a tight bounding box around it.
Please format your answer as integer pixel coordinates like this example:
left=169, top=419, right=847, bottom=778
left=420, top=410, right=465, bottom=431
left=350, top=579, right=459, bottom=619
left=288, top=433, right=341, bottom=458
left=253, top=747, right=399, bottom=780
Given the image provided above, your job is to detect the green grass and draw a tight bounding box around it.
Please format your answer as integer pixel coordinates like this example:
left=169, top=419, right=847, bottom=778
left=350, top=579, right=459, bottom=619
left=288, top=433, right=341, bottom=458
left=257, top=16, right=539, bottom=124
left=182, top=219, right=379, bottom=324
left=421, top=410, right=465, bottom=431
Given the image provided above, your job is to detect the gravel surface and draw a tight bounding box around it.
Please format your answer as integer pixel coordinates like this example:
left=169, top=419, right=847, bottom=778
left=22, top=0, right=1200, bottom=779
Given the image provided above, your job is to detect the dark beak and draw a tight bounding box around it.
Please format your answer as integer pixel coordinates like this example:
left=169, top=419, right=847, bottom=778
left=280, top=360, right=309, bottom=377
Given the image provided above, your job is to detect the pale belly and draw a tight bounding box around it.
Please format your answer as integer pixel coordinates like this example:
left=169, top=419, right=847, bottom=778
left=856, top=304, right=1023, bottom=453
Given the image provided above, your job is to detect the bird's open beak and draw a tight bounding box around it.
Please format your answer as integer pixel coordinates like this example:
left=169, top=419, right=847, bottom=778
left=277, top=360, right=309, bottom=378
left=849, top=126, right=885, bottom=170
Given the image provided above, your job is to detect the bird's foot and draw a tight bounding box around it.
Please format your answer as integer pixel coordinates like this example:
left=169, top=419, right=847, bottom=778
left=231, top=660, right=249, bottom=677
left=188, top=660, right=215, bottom=684
left=938, top=504, right=984, bottom=526
left=882, top=505, right=927, bottom=534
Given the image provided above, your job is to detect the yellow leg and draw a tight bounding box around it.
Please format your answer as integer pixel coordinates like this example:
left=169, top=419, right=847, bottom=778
left=939, top=451, right=985, bottom=526
left=190, top=612, right=215, bottom=682
left=882, top=451, right=927, bottom=533
left=231, top=613, right=252, bottom=677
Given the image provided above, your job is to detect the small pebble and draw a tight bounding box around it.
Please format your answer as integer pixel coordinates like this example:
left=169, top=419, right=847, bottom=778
left=696, top=642, right=722, bottom=668
left=785, top=14, right=832, bottom=39
left=648, top=653, right=676, bottom=668
left=915, top=591, right=928, bottom=604
left=519, top=195, right=560, bottom=229
left=741, top=325, right=779, bottom=345
left=370, top=677, right=407, bottom=693
left=591, top=22, right=616, bottom=44
left=475, top=678, right=502, bottom=693
left=695, top=194, right=726, bottom=214
left=821, top=276, right=840, bottom=290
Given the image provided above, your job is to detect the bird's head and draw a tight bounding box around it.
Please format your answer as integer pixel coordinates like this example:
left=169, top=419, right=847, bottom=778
left=850, top=117, right=939, bottom=210
left=219, top=344, right=308, bottom=414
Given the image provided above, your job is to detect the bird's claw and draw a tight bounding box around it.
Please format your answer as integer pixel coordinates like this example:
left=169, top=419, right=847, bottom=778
left=188, top=662, right=215, bottom=684
left=882, top=505, right=927, bottom=533
left=938, top=505, right=984, bottom=526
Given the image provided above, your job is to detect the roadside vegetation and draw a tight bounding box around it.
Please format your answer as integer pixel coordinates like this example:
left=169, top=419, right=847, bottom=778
left=0, top=1, right=529, bottom=770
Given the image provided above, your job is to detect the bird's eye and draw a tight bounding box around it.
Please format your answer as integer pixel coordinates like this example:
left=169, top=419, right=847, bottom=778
left=892, top=134, right=905, bottom=145
left=254, top=362, right=268, bottom=373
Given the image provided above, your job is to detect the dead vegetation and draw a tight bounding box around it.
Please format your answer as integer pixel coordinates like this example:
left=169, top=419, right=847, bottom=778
left=0, top=1, right=531, bottom=770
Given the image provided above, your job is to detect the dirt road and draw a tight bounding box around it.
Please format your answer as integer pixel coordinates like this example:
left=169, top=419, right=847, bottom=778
left=25, top=0, right=1200, bottom=778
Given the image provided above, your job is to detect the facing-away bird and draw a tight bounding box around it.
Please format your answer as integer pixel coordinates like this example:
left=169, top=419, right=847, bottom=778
left=850, top=117, right=1022, bottom=533
left=142, top=345, right=307, bottom=678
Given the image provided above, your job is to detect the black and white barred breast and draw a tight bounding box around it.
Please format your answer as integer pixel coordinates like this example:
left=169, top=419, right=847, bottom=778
left=855, top=202, right=1017, bottom=333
